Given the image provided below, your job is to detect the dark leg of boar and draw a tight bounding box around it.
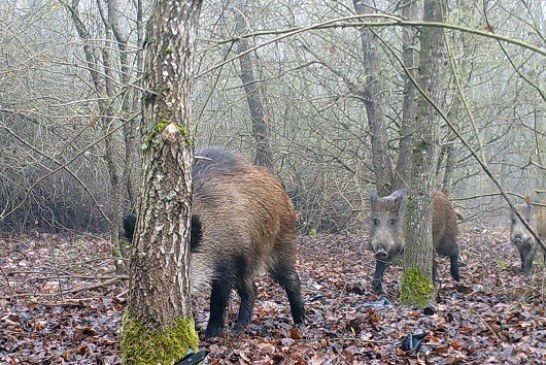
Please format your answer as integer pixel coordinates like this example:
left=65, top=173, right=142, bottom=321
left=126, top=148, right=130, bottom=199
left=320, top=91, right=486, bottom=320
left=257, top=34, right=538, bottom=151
left=206, top=255, right=254, bottom=337
left=233, top=256, right=258, bottom=330
left=432, top=256, right=459, bottom=284
left=372, top=260, right=388, bottom=294
left=436, top=231, right=460, bottom=283
left=520, top=244, right=537, bottom=275
left=207, top=252, right=305, bottom=338
left=207, top=279, right=234, bottom=338
left=268, top=260, right=305, bottom=325
left=234, top=279, right=257, bottom=329
left=450, top=255, right=460, bottom=282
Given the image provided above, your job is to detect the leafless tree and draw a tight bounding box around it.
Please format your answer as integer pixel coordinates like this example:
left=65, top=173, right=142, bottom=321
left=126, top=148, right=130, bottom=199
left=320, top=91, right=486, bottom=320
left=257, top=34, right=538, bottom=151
left=401, top=0, right=447, bottom=306
left=121, top=0, right=202, bottom=362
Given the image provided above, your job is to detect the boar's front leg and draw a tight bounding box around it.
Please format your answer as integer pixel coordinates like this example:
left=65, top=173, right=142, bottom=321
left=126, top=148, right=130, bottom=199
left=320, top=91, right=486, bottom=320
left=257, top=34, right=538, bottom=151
left=372, top=260, right=389, bottom=294
left=520, top=246, right=536, bottom=275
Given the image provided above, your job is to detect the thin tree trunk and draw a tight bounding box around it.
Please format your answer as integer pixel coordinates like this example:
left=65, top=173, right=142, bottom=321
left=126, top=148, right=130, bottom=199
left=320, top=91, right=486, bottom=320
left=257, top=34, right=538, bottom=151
left=121, top=0, right=202, bottom=363
left=394, top=0, right=420, bottom=190
left=234, top=7, right=273, bottom=170
left=106, top=0, right=142, bottom=210
left=438, top=140, right=454, bottom=195
left=120, top=0, right=144, bottom=208
left=400, top=0, right=446, bottom=307
left=68, top=0, right=126, bottom=272
left=353, top=0, right=394, bottom=196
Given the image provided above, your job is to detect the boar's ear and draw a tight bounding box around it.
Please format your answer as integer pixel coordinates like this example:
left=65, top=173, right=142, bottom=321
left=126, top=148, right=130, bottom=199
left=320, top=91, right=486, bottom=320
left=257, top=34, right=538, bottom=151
left=369, top=192, right=378, bottom=210
left=394, top=189, right=408, bottom=212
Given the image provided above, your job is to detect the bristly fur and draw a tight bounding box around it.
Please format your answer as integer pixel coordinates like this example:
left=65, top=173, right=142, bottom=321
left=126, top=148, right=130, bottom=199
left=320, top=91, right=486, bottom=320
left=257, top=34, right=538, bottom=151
left=123, top=146, right=305, bottom=338
left=368, top=190, right=460, bottom=293
left=510, top=202, right=546, bottom=275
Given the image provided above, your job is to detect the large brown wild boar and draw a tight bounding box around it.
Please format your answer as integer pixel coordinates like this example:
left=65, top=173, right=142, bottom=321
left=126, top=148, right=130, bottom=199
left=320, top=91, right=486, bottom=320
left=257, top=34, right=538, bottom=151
left=368, top=189, right=460, bottom=293
left=124, top=146, right=305, bottom=338
left=510, top=202, right=546, bottom=275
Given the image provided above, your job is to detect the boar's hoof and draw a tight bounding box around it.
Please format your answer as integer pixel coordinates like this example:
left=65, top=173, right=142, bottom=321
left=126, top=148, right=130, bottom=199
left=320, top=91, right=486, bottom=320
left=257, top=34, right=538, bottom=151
left=233, top=323, right=244, bottom=333
left=372, top=279, right=383, bottom=294
left=205, top=325, right=222, bottom=339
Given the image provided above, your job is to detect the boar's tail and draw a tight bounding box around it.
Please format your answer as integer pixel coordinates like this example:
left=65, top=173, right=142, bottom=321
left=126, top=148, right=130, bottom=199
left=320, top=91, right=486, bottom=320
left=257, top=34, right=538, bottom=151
left=122, top=212, right=202, bottom=252
left=190, top=215, right=203, bottom=251
left=122, top=213, right=137, bottom=243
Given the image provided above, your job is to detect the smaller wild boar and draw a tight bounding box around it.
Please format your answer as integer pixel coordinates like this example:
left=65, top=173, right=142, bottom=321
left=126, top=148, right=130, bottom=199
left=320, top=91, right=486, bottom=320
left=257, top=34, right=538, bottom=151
left=510, top=202, right=546, bottom=275
left=368, top=189, right=460, bottom=293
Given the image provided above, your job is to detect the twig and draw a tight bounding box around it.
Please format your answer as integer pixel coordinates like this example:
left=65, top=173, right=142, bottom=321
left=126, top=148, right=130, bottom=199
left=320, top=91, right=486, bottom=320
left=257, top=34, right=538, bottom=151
left=0, top=266, right=12, bottom=293
left=0, top=276, right=128, bottom=300
left=470, top=309, right=503, bottom=342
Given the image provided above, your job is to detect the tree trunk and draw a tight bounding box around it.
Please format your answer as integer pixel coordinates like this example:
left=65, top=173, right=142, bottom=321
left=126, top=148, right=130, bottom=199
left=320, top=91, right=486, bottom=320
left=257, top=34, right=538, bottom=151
left=106, top=0, right=143, bottom=210
left=440, top=143, right=456, bottom=195
left=394, top=1, right=420, bottom=190
left=353, top=0, right=394, bottom=196
left=400, top=0, right=446, bottom=307
left=68, top=0, right=126, bottom=272
left=234, top=7, right=274, bottom=170
left=121, top=0, right=203, bottom=363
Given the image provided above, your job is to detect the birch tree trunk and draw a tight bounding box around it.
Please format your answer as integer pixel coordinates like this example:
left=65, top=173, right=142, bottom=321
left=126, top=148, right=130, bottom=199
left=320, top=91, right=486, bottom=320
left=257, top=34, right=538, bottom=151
left=400, top=0, right=446, bottom=307
left=121, top=0, right=203, bottom=363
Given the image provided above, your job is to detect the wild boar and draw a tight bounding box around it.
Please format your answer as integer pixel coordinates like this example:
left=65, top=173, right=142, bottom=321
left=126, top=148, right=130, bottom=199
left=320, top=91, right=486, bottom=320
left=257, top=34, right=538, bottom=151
left=368, top=189, right=460, bottom=293
left=124, top=146, right=305, bottom=338
left=510, top=202, right=546, bottom=275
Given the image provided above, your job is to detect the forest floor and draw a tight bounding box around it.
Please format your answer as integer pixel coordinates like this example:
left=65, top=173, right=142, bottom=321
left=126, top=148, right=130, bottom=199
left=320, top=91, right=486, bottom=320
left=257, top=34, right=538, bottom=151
left=1, top=227, right=546, bottom=364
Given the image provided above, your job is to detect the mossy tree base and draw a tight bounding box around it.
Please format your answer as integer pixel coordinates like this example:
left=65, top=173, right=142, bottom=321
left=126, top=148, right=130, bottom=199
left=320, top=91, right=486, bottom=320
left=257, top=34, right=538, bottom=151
left=121, top=311, right=198, bottom=365
left=399, top=266, right=434, bottom=308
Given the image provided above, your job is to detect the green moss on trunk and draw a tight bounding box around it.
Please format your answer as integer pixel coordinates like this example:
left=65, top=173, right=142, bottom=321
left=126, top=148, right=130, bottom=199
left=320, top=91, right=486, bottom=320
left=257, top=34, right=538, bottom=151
left=121, top=311, right=198, bottom=365
left=399, top=266, right=434, bottom=307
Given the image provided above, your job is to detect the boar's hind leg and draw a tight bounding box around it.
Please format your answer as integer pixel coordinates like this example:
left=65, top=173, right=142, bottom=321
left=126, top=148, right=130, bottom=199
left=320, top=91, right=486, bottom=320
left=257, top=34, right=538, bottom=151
left=437, top=234, right=460, bottom=282
left=234, top=277, right=257, bottom=331
left=268, top=258, right=305, bottom=325
left=206, top=275, right=235, bottom=338
left=449, top=255, right=460, bottom=282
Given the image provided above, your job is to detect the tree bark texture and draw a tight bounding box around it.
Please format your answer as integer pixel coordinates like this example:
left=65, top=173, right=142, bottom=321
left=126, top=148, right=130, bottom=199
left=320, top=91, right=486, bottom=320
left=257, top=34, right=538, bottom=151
left=401, top=0, right=446, bottom=306
left=353, top=0, right=394, bottom=196
left=394, top=0, right=420, bottom=190
left=122, top=0, right=203, bottom=363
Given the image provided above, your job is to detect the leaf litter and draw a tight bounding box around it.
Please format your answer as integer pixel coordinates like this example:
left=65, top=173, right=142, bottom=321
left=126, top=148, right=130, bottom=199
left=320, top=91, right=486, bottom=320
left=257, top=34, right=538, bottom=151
left=1, top=229, right=546, bottom=364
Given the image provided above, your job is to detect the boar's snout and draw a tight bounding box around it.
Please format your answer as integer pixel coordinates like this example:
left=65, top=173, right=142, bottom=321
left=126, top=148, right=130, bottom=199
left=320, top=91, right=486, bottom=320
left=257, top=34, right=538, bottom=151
left=511, top=232, right=523, bottom=244
left=511, top=231, right=531, bottom=247
left=374, top=249, right=389, bottom=261
left=372, top=242, right=403, bottom=263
